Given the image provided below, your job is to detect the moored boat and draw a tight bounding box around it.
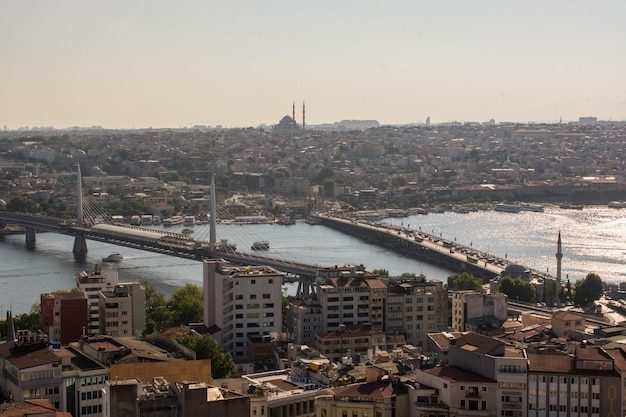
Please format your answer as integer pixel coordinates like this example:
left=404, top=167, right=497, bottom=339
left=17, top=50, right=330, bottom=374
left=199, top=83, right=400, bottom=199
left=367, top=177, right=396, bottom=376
left=494, top=204, right=521, bottom=213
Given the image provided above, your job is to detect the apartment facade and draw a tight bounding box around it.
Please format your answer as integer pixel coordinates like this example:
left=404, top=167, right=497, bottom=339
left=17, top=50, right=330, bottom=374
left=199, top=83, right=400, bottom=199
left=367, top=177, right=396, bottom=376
left=40, top=291, right=89, bottom=344
left=98, top=283, right=146, bottom=337
left=203, top=259, right=283, bottom=360
left=451, top=290, right=507, bottom=333
left=76, top=263, right=120, bottom=337
left=386, top=276, right=448, bottom=348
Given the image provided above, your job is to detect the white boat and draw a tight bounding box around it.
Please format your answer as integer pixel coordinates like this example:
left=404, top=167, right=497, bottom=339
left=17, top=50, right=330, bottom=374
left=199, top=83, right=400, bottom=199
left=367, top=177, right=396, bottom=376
left=251, top=240, right=270, bottom=250
left=520, top=203, right=544, bottom=212
left=494, top=204, right=521, bottom=213
left=102, top=253, right=123, bottom=262
left=183, top=215, right=196, bottom=226
left=163, top=216, right=184, bottom=227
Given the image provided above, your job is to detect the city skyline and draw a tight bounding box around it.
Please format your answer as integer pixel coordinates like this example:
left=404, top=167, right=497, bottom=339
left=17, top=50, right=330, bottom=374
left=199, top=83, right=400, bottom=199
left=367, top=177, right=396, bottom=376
left=2, top=0, right=625, bottom=129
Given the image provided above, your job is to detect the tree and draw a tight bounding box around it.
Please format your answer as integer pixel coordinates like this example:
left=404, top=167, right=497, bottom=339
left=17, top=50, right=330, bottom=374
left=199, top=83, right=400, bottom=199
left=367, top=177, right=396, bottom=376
left=179, top=334, right=235, bottom=378
left=168, top=283, right=203, bottom=326
left=573, top=272, right=604, bottom=310
left=143, top=281, right=172, bottom=333
left=498, top=276, right=536, bottom=303
left=372, top=269, right=389, bottom=278
left=543, top=278, right=560, bottom=306
left=448, top=272, right=484, bottom=292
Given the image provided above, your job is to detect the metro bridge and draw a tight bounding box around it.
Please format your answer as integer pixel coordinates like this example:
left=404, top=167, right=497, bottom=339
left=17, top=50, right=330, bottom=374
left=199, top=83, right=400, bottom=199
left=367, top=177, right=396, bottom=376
left=0, top=164, right=318, bottom=296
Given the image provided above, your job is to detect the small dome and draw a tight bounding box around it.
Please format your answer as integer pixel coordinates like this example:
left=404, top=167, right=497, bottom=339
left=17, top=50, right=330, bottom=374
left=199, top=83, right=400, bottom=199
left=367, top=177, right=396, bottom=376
left=504, top=264, right=527, bottom=273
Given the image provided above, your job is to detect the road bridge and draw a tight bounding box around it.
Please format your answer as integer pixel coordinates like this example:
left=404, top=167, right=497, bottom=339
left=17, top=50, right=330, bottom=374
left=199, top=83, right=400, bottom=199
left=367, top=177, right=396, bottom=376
left=310, top=212, right=508, bottom=281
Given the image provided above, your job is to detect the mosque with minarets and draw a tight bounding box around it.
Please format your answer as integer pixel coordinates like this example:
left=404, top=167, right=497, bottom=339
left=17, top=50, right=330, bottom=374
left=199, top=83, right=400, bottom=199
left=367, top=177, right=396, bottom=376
left=272, top=102, right=306, bottom=135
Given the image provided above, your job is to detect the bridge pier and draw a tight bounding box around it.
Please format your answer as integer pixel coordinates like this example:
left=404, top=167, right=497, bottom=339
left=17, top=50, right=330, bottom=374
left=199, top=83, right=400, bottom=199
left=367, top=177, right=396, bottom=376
left=73, top=233, right=88, bottom=261
left=25, top=227, right=36, bottom=243
left=296, top=276, right=316, bottom=298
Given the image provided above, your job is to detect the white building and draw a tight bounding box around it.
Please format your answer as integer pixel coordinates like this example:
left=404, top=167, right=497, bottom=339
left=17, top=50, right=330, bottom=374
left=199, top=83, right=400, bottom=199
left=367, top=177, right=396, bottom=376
left=98, top=283, right=145, bottom=337
left=76, top=263, right=119, bottom=337
left=203, top=259, right=283, bottom=360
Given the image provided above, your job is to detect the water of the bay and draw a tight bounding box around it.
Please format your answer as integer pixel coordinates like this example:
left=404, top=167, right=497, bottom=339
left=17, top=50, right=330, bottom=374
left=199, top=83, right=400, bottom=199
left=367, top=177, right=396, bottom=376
left=1, top=206, right=625, bottom=315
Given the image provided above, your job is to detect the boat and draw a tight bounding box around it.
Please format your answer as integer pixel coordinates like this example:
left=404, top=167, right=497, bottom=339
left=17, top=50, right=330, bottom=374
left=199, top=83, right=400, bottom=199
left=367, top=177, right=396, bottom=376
left=152, top=215, right=161, bottom=225
left=130, top=215, right=141, bottom=226
left=183, top=215, right=196, bottom=226
left=560, top=203, right=583, bottom=210
left=608, top=201, right=626, bottom=209
left=182, top=228, right=194, bottom=234
left=277, top=216, right=296, bottom=225
left=163, top=216, right=184, bottom=227
left=102, top=253, right=123, bottom=262
left=494, top=204, right=521, bottom=213
left=141, top=214, right=153, bottom=225
left=520, top=203, right=544, bottom=212
left=251, top=240, right=270, bottom=250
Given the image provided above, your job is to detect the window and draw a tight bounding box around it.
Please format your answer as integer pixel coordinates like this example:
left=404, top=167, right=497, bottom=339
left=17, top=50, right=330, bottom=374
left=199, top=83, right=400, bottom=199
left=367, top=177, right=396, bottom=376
left=263, top=294, right=271, bottom=299
left=250, top=294, right=257, bottom=299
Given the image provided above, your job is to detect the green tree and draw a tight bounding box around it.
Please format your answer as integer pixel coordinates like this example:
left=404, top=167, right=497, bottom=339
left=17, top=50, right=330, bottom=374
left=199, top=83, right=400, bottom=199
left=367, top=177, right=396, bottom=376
left=448, top=272, right=484, bottom=292
left=13, top=304, right=41, bottom=332
left=143, top=281, right=172, bottom=333
left=372, top=269, right=390, bottom=278
left=179, top=334, right=235, bottom=378
left=573, top=272, right=604, bottom=310
left=543, top=278, right=560, bottom=306
left=498, top=276, right=536, bottom=303
left=168, top=284, right=203, bottom=326
left=6, top=196, right=41, bottom=213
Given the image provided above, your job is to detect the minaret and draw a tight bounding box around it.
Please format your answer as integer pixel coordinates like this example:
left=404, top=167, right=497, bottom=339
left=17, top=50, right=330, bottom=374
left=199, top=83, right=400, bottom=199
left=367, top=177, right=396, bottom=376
left=302, top=102, right=306, bottom=130
left=209, top=174, right=216, bottom=246
left=556, top=231, right=563, bottom=282
left=292, top=102, right=296, bottom=124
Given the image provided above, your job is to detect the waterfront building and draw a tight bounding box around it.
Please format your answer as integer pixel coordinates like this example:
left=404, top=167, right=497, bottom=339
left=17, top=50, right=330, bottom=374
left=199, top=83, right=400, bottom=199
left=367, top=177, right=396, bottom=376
left=98, top=283, right=146, bottom=337
left=316, top=265, right=387, bottom=332
left=203, top=259, right=283, bottom=361
left=76, top=263, right=120, bottom=337
left=386, top=276, right=448, bottom=348
left=551, top=310, right=586, bottom=339
left=450, top=290, right=507, bottom=333
left=40, top=291, right=89, bottom=344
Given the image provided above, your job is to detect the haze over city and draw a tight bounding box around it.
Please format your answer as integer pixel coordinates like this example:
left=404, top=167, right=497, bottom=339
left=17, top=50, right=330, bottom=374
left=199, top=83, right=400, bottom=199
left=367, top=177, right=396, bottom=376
left=2, top=0, right=625, bottom=129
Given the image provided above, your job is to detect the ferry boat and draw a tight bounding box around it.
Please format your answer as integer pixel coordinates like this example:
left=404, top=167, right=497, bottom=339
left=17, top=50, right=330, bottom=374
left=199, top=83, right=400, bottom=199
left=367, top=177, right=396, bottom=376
left=130, top=215, right=141, bottom=226
left=560, top=203, right=583, bottom=210
left=251, top=240, right=270, bottom=250
left=152, top=215, right=161, bottom=225
left=494, top=204, right=521, bottom=213
left=102, top=253, right=124, bottom=262
left=183, top=215, right=196, bottom=226
left=163, top=216, right=184, bottom=227
left=520, top=203, right=544, bottom=212
left=141, top=214, right=153, bottom=225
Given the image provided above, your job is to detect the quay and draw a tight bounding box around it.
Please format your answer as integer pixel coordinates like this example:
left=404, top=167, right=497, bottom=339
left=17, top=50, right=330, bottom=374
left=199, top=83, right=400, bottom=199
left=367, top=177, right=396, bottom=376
left=311, top=212, right=510, bottom=281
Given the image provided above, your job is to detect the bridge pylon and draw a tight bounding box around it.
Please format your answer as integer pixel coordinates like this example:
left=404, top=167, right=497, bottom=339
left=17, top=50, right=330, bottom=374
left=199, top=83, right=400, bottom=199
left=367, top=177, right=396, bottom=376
left=296, top=276, right=316, bottom=298
left=73, top=163, right=88, bottom=260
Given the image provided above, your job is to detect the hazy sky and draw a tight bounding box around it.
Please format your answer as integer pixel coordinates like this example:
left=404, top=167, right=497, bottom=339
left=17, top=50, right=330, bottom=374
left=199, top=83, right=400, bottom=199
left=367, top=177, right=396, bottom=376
left=2, top=1, right=625, bottom=129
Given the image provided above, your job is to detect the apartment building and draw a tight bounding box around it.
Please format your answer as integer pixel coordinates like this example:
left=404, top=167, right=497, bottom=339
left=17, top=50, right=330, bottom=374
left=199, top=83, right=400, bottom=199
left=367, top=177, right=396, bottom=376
left=40, top=291, right=89, bottom=344
left=98, top=283, right=145, bottom=337
left=316, top=265, right=386, bottom=332
left=203, top=259, right=283, bottom=360
left=314, top=324, right=405, bottom=363
left=386, top=276, right=448, bottom=348
left=285, top=296, right=324, bottom=347
left=527, top=346, right=621, bottom=417
left=451, top=290, right=507, bottom=333
left=76, top=263, right=120, bottom=337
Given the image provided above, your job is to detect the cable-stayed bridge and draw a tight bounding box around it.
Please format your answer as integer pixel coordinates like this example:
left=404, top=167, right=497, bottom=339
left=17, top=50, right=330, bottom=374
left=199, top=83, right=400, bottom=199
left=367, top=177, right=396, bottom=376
left=0, top=164, right=319, bottom=296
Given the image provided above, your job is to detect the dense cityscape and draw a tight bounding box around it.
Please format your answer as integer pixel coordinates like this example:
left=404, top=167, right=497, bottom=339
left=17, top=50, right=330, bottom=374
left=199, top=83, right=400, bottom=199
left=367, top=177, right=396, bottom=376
left=2, top=117, right=626, bottom=417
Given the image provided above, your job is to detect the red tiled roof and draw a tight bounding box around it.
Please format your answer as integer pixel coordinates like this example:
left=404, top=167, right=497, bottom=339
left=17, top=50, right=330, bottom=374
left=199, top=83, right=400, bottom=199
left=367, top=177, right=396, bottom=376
left=333, top=380, right=407, bottom=398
